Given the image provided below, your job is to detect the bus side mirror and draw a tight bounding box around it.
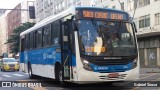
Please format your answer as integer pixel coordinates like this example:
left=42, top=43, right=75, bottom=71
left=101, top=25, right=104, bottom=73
left=133, top=22, right=137, bottom=33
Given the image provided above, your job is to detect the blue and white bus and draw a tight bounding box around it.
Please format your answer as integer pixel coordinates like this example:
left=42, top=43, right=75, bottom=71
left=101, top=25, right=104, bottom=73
left=20, top=7, right=139, bottom=84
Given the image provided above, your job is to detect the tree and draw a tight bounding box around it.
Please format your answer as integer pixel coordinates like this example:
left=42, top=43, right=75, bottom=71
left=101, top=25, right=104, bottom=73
left=5, top=22, right=35, bottom=56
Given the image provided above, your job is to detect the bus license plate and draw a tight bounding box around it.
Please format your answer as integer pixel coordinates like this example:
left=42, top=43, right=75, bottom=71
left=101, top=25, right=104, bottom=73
left=108, top=73, right=119, bottom=78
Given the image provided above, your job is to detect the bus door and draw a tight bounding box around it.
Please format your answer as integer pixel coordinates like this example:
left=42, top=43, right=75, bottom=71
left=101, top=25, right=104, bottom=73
left=60, top=19, right=73, bottom=81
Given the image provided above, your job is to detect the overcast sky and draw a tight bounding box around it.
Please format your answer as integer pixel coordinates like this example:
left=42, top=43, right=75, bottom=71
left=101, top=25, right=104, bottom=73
left=0, top=0, right=25, bottom=9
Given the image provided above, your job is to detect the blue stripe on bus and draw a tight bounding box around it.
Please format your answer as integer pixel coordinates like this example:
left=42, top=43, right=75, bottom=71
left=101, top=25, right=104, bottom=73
left=19, top=52, right=25, bottom=63
left=71, top=55, right=76, bottom=66
left=90, top=62, right=133, bottom=72
left=20, top=47, right=61, bottom=65
left=20, top=47, right=76, bottom=66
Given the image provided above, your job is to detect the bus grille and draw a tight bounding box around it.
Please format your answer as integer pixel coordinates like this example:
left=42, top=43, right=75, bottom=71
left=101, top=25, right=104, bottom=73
left=90, top=59, right=132, bottom=66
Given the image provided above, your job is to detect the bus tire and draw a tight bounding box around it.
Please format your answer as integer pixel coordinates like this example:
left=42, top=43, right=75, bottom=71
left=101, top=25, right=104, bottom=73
left=55, top=63, right=60, bottom=81
left=55, top=65, right=66, bottom=86
left=28, top=63, right=36, bottom=79
left=59, top=69, right=67, bottom=86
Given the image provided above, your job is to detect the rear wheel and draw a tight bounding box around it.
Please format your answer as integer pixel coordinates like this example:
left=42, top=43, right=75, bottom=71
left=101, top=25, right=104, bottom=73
left=28, top=63, right=36, bottom=79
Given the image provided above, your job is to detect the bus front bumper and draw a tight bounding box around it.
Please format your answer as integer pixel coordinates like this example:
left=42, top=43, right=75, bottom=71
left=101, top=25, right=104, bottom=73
left=76, top=67, right=139, bottom=84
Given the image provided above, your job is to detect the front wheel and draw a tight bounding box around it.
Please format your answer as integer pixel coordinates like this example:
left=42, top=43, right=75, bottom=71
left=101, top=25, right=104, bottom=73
left=57, top=67, right=67, bottom=86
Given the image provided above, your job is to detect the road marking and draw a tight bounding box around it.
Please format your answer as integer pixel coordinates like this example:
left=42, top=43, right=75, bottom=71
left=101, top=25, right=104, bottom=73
left=13, top=74, right=24, bottom=77
left=3, top=75, right=11, bottom=77
left=118, top=73, right=158, bottom=86
left=139, top=73, right=158, bottom=80
left=131, top=73, right=159, bottom=90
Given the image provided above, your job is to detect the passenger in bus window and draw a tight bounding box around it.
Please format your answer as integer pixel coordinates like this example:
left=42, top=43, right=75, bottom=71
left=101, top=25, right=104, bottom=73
left=110, top=33, right=119, bottom=47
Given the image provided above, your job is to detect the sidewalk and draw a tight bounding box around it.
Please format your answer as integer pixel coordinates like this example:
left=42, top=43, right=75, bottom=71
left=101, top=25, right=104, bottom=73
left=140, top=68, right=160, bottom=74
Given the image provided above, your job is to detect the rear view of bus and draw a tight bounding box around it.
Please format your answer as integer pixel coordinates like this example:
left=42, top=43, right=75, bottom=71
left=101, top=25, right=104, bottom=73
left=74, top=7, right=139, bottom=83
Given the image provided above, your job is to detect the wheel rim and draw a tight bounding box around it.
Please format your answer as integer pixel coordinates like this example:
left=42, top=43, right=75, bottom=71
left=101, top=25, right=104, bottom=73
left=29, top=66, right=32, bottom=77
left=59, top=71, right=62, bottom=81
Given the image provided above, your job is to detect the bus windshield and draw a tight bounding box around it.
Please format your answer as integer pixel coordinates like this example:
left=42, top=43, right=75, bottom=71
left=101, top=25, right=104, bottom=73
left=78, top=20, right=137, bottom=56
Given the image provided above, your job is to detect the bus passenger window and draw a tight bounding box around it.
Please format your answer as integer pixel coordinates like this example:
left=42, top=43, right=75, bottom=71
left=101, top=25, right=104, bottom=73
left=20, top=36, right=25, bottom=52
left=51, top=21, right=60, bottom=46
left=43, top=25, right=51, bottom=47
left=35, top=29, right=42, bottom=48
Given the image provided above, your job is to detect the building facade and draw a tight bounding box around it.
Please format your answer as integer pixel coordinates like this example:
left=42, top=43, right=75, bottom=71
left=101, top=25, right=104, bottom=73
left=0, top=14, right=8, bottom=55
left=36, top=0, right=91, bottom=22
left=7, top=3, right=21, bottom=55
left=128, top=0, right=160, bottom=68
left=7, top=0, right=36, bottom=56
left=93, top=0, right=160, bottom=68
left=91, top=0, right=128, bottom=11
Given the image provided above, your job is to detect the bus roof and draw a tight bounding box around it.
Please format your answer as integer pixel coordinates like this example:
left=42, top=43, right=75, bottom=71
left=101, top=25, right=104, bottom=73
left=20, top=6, right=130, bottom=36
left=20, top=6, right=76, bottom=36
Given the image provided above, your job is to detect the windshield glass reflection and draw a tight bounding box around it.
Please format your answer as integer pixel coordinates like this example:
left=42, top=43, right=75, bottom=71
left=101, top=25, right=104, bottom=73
left=78, top=20, right=137, bottom=56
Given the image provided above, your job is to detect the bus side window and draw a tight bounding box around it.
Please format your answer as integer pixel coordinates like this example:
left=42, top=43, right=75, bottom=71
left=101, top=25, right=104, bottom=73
left=20, top=36, right=25, bottom=52
left=29, top=32, right=34, bottom=49
left=51, top=20, right=60, bottom=46
left=26, top=34, right=30, bottom=50
left=43, top=25, right=51, bottom=47
left=35, top=29, right=42, bottom=48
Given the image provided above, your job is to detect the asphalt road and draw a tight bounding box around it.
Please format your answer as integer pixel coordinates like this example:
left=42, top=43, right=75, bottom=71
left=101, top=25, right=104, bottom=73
left=0, top=70, right=160, bottom=90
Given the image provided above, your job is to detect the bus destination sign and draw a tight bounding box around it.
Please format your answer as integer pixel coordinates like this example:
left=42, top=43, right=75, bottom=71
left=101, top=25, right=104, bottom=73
left=76, top=8, right=129, bottom=21
left=82, top=10, right=124, bottom=20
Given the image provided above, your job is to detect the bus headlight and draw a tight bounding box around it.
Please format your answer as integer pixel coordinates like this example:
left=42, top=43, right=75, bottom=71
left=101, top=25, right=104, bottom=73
left=81, top=59, right=93, bottom=71
left=133, top=59, right=137, bottom=69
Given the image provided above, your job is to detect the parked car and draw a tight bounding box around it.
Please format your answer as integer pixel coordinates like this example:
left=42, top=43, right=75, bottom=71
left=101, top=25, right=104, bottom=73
left=0, top=58, right=19, bottom=71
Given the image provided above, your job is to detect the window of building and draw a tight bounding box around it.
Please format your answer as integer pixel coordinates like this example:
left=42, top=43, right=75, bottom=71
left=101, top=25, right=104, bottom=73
left=155, top=13, right=160, bottom=25
left=121, top=2, right=124, bottom=11
left=133, top=18, right=139, bottom=29
left=138, top=0, right=150, bottom=7
left=62, top=1, right=65, bottom=8
left=55, top=6, right=58, bottom=10
left=127, top=0, right=135, bottom=11
left=101, top=0, right=104, bottom=2
left=50, top=0, right=53, bottom=4
left=139, top=15, right=150, bottom=28
left=58, top=4, right=61, bottom=10
left=48, top=0, right=50, bottom=4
